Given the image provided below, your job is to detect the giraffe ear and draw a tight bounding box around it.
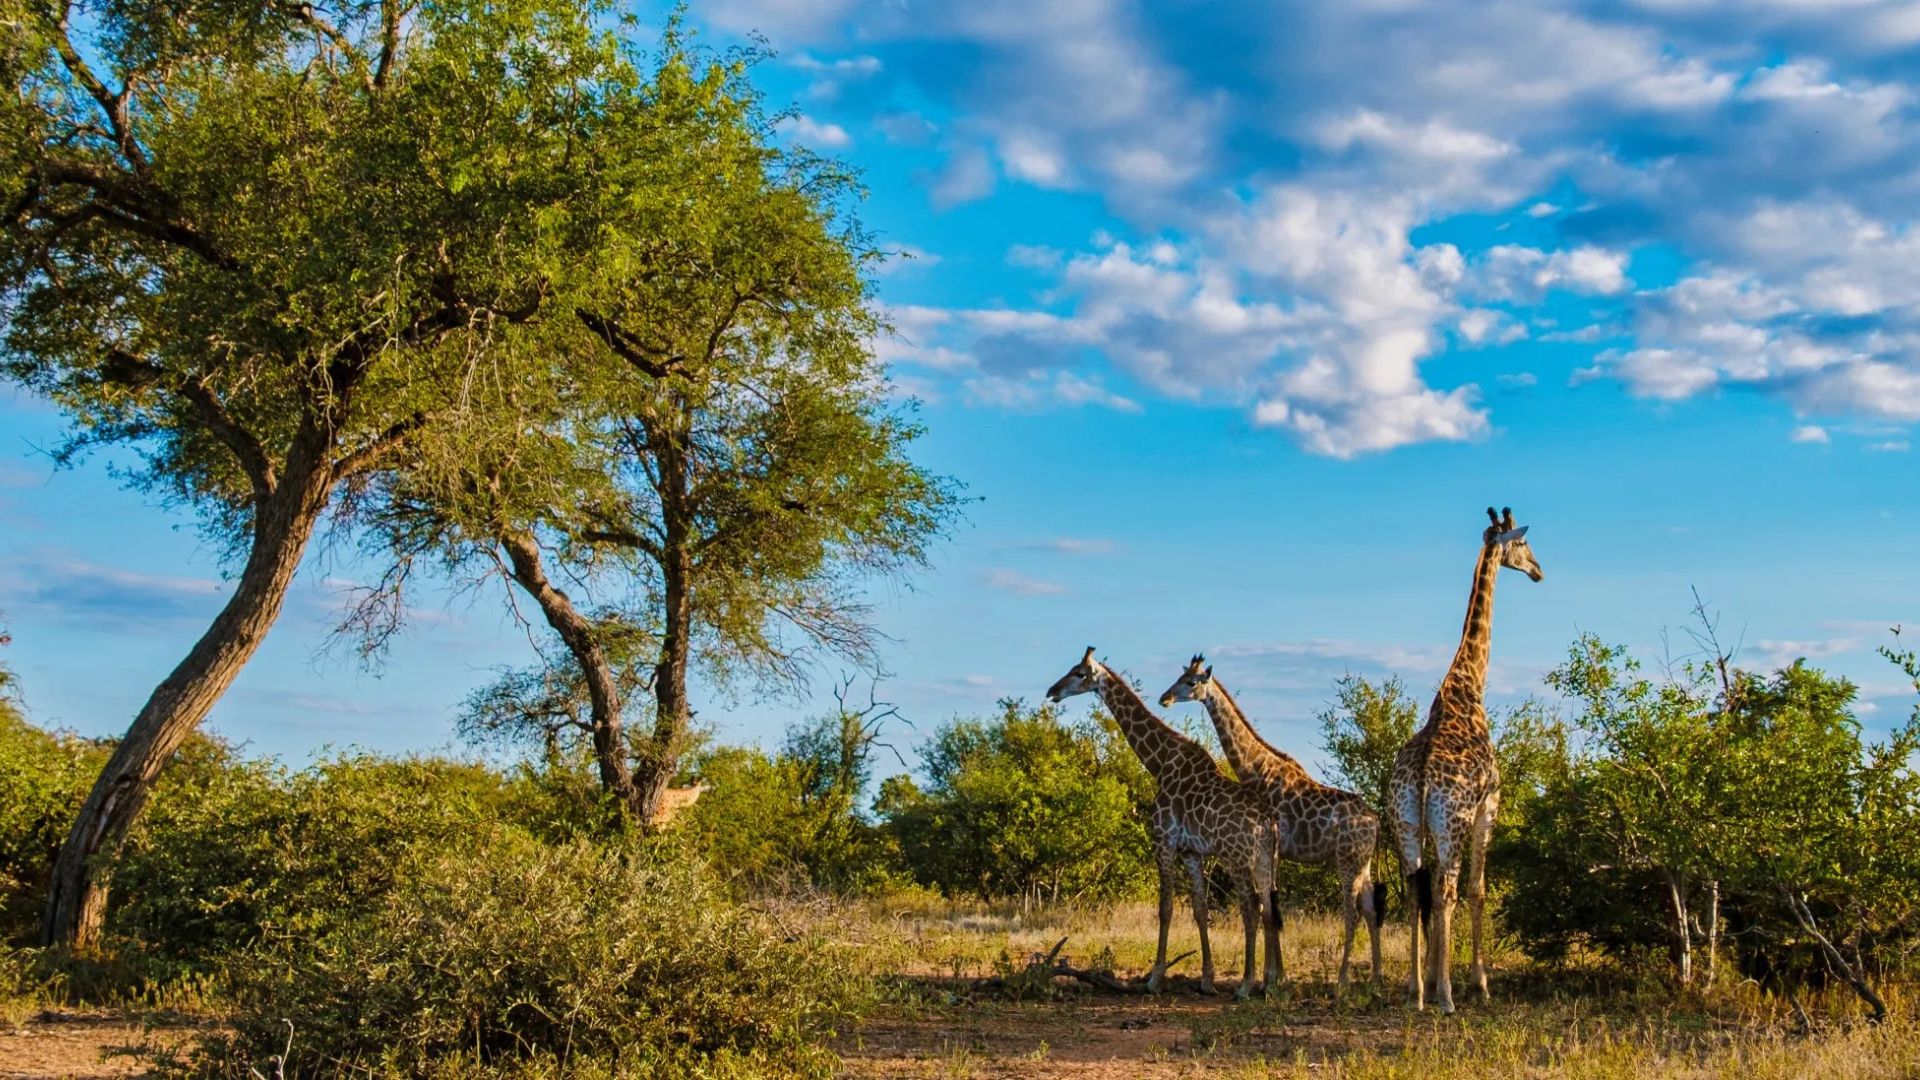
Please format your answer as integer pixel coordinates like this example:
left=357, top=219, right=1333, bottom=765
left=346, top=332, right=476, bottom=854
left=1495, top=525, right=1529, bottom=543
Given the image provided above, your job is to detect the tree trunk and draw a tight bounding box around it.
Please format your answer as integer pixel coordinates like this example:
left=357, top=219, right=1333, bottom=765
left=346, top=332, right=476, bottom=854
left=42, top=453, right=333, bottom=951
left=1663, top=868, right=1693, bottom=986
left=1704, top=879, right=1720, bottom=989
left=635, top=405, right=693, bottom=824
left=639, top=525, right=691, bottom=823
left=1781, top=887, right=1887, bottom=1023
left=497, top=530, right=641, bottom=821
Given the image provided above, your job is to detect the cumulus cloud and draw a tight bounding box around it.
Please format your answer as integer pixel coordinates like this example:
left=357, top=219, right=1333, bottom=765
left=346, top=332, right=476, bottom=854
left=1791, top=424, right=1831, bottom=444
left=777, top=114, right=851, bottom=149
left=707, top=0, right=1920, bottom=449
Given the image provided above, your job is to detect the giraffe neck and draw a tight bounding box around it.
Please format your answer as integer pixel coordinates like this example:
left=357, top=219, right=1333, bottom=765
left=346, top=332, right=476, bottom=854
left=1197, top=680, right=1314, bottom=789
left=1093, top=666, right=1203, bottom=779
left=1439, top=540, right=1501, bottom=709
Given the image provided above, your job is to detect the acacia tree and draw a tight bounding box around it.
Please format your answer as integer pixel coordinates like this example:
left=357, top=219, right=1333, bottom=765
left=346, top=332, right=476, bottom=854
left=366, top=44, right=960, bottom=822
left=1546, top=636, right=1726, bottom=985
left=0, top=0, right=649, bottom=948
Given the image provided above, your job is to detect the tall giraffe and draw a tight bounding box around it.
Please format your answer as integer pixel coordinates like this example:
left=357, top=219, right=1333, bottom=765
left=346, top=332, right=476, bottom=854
left=1389, top=506, right=1543, bottom=1013
left=1159, top=658, right=1385, bottom=996
left=1046, top=647, right=1282, bottom=998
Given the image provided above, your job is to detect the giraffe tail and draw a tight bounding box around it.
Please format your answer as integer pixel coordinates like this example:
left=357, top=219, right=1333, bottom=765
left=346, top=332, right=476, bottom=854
left=1371, top=880, right=1389, bottom=925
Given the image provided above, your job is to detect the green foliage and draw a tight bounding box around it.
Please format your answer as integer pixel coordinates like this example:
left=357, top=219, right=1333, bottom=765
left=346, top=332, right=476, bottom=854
left=1501, top=630, right=1920, bottom=1002
left=1, top=0, right=613, bottom=547
left=107, top=751, right=517, bottom=970
left=0, top=710, right=107, bottom=942
left=170, top=831, right=865, bottom=1079
left=878, top=700, right=1156, bottom=906
left=1316, top=674, right=1419, bottom=819
left=678, top=732, right=903, bottom=896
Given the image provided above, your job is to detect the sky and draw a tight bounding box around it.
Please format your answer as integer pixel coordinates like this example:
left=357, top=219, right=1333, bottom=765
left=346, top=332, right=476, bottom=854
left=4, top=0, right=1919, bottom=778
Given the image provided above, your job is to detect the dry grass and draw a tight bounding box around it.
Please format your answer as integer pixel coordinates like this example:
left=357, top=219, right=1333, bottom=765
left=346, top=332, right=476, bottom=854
left=813, top=896, right=1920, bottom=1079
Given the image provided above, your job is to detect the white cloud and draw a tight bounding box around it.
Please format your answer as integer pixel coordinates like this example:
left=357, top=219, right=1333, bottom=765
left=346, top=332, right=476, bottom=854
left=1006, top=244, right=1062, bottom=270
left=981, top=568, right=1067, bottom=597
left=964, top=370, right=1142, bottom=413
left=1009, top=537, right=1118, bottom=556
left=792, top=53, right=882, bottom=100
left=1457, top=309, right=1529, bottom=347
left=1476, top=245, right=1632, bottom=300
left=1868, top=439, right=1910, bottom=452
left=778, top=114, right=851, bottom=149
left=930, top=145, right=995, bottom=208
left=1791, top=424, right=1831, bottom=443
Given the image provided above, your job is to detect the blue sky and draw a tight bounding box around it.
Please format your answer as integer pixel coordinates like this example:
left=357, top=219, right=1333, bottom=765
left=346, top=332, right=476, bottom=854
left=4, top=0, right=1919, bottom=776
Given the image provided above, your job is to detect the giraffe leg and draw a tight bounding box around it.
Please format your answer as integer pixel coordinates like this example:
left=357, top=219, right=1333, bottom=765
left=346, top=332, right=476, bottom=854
left=1392, top=790, right=1426, bottom=1009
left=1430, top=820, right=1466, bottom=1015
left=1235, top=876, right=1259, bottom=1000
left=1334, top=856, right=1360, bottom=1000
left=1363, top=858, right=1385, bottom=990
left=1187, top=854, right=1216, bottom=994
left=1467, top=795, right=1497, bottom=1002
left=1148, top=846, right=1176, bottom=993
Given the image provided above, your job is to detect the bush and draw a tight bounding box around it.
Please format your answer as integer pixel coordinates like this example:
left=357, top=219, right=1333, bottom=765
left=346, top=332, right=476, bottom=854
left=0, top=708, right=108, bottom=943
left=878, top=700, right=1155, bottom=906
left=109, top=752, right=518, bottom=970
left=172, top=831, right=866, bottom=1079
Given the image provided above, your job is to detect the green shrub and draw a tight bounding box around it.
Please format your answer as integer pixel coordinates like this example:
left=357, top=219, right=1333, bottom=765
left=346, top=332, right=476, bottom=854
left=172, top=831, right=866, bottom=1079
left=0, top=708, right=107, bottom=942
left=878, top=700, right=1155, bottom=905
left=680, top=744, right=905, bottom=896
left=109, top=752, right=517, bottom=969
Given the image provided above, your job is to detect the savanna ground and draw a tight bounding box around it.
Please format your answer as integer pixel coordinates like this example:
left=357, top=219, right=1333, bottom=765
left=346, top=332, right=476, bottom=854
left=7, top=903, right=1909, bottom=1080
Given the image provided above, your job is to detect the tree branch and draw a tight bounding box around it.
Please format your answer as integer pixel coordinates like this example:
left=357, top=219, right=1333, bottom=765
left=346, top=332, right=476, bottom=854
left=576, top=309, right=685, bottom=379
left=181, top=379, right=278, bottom=502
left=102, top=351, right=278, bottom=502
left=45, top=6, right=148, bottom=174
left=275, top=2, right=374, bottom=91
left=334, top=411, right=428, bottom=477
left=375, top=0, right=405, bottom=87
left=32, top=158, right=238, bottom=270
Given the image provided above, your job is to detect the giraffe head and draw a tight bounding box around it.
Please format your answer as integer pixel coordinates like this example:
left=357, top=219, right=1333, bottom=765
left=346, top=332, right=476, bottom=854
left=1484, top=506, right=1544, bottom=582
left=1157, top=654, right=1214, bottom=708
left=1045, top=646, right=1106, bottom=702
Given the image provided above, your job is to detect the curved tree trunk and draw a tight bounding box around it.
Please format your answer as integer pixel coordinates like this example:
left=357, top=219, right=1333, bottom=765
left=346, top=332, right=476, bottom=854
left=497, top=529, right=641, bottom=820
left=41, top=452, right=333, bottom=951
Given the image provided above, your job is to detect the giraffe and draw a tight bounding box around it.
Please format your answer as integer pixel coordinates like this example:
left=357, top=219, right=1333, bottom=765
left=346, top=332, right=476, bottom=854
left=1159, top=657, right=1386, bottom=996
left=649, top=781, right=710, bottom=828
left=1046, top=647, right=1282, bottom=998
left=1389, top=506, right=1543, bottom=1013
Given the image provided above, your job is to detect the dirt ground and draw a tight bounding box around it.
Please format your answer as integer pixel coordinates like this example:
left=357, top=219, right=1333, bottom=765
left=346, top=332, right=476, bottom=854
left=834, top=983, right=1403, bottom=1078
left=0, top=1012, right=163, bottom=1080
